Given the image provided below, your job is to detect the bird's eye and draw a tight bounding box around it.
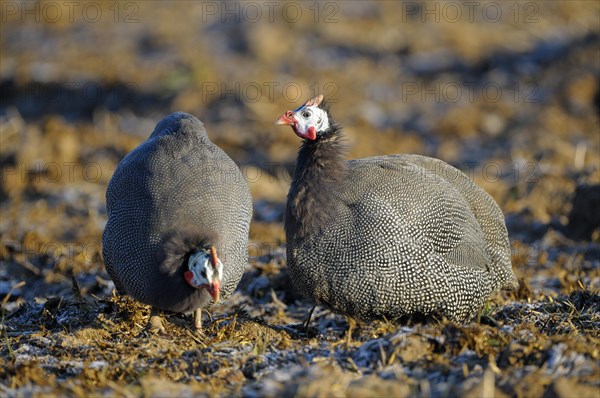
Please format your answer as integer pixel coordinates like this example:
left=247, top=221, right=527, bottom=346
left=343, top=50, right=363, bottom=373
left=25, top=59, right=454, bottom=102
left=302, top=111, right=311, bottom=118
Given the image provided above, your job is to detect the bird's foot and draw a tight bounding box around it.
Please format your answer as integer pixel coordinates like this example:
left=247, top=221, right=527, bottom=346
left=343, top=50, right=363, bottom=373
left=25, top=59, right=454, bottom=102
left=344, top=317, right=357, bottom=349
left=145, top=308, right=167, bottom=334
left=148, top=315, right=166, bottom=334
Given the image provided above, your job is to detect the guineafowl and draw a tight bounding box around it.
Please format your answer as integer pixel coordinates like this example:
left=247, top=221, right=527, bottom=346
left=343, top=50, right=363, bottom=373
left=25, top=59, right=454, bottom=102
left=103, top=112, right=252, bottom=331
left=276, top=95, right=518, bottom=323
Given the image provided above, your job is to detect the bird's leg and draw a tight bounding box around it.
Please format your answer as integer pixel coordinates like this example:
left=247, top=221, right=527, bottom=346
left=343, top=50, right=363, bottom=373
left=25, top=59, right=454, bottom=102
left=147, top=307, right=166, bottom=334
left=344, top=316, right=356, bottom=350
left=193, top=308, right=203, bottom=332
left=303, top=304, right=317, bottom=333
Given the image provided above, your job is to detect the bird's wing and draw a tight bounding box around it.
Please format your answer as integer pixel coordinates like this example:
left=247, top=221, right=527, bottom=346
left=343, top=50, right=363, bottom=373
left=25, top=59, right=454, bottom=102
left=341, top=156, right=491, bottom=273
left=392, top=154, right=516, bottom=290
left=345, top=155, right=516, bottom=290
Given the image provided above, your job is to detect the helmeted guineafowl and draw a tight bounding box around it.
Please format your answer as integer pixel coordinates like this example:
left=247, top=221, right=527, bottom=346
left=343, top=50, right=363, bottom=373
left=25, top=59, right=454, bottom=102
left=276, top=95, right=518, bottom=323
left=103, top=112, right=252, bottom=331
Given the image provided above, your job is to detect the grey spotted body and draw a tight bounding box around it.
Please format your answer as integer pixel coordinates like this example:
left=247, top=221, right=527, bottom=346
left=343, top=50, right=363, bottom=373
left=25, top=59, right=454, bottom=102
left=280, top=96, right=517, bottom=323
left=103, top=112, right=252, bottom=314
left=287, top=154, right=517, bottom=322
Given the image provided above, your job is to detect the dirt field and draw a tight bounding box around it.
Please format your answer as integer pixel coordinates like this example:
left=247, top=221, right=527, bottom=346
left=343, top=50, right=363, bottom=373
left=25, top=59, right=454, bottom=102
left=1, top=1, right=599, bottom=397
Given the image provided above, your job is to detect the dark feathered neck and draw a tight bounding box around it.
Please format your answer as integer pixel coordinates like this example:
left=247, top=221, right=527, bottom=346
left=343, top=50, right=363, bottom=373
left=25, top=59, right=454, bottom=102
left=285, top=123, right=348, bottom=238
left=156, top=228, right=218, bottom=275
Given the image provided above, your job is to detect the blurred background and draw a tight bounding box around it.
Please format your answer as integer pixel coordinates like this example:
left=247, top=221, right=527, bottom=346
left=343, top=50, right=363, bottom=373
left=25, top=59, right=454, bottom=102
left=1, top=1, right=599, bottom=395
left=0, top=0, right=600, bottom=397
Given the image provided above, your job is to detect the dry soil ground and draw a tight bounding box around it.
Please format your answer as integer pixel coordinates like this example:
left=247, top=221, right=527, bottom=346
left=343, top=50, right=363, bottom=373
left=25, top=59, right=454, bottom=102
left=1, top=1, right=599, bottom=397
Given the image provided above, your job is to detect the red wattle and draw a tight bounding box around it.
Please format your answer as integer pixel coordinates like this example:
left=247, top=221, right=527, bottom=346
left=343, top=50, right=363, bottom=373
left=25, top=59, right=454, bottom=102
left=184, top=271, right=195, bottom=286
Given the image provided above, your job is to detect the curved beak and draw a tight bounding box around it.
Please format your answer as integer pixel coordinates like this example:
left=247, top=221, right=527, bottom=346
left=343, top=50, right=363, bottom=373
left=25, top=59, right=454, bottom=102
left=208, top=281, right=220, bottom=302
left=275, top=110, right=295, bottom=125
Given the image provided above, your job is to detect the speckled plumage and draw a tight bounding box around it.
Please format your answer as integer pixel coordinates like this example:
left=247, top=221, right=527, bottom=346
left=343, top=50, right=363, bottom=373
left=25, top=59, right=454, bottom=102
left=103, top=112, right=252, bottom=314
left=285, top=108, right=518, bottom=323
